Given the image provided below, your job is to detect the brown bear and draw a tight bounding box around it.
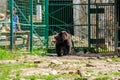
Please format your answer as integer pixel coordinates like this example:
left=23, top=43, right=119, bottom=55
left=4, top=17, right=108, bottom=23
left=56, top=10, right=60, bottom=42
left=54, top=31, right=72, bottom=56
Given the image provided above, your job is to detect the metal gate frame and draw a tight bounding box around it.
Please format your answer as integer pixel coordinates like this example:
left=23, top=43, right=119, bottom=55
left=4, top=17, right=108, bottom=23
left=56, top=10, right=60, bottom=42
left=88, top=1, right=116, bottom=53
left=8, top=0, right=48, bottom=52
left=48, top=0, right=117, bottom=53
left=7, top=0, right=117, bottom=53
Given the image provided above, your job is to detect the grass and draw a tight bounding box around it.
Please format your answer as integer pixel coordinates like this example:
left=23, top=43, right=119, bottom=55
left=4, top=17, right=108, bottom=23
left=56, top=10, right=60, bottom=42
left=31, top=47, right=48, bottom=56
left=0, top=48, right=120, bottom=80
left=0, top=49, right=25, bottom=60
left=24, top=74, right=81, bottom=80
left=0, top=48, right=48, bottom=80
left=0, top=48, right=81, bottom=80
left=94, top=71, right=120, bottom=80
left=0, top=63, right=81, bottom=80
left=111, top=72, right=120, bottom=76
left=111, top=58, right=120, bottom=62
left=0, top=47, right=47, bottom=60
left=0, top=48, right=80, bottom=80
left=94, top=76, right=110, bottom=80
left=0, top=63, right=22, bottom=80
left=0, top=62, right=40, bottom=80
left=86, top=69, right=94, bottom=73
left=98, top=71, right=104, bottom=76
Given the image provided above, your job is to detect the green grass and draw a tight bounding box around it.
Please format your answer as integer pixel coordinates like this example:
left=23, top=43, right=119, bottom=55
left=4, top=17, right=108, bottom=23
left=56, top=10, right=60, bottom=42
left=111, top=58, right=120, bottom=62
left=24, top=74, right=81, bottom=80
left=86, top=69, right=94, bottom=73
left=0, top=48, right=82, bottom=80
left=0, top=47, right=46, bottom=80
left=98, top=71, right=104, bottom=76
left=0, top=60, right=81, bottom=80
left=0, top=62, right=39, bottom=80
left=111, top=72, right=120, bottom=76
left=94, top=76, right=110, bottom=80
left=31, top=47, right=48, bottom=56
left=94, top=71, right=120, bottom=80
left=0, top=49, right=25, bottom=60
left=0, top=48, right=120, bottom=80
left=0, top=47, right=48, bottom=60
left=0, top=63, right=22, bottom=80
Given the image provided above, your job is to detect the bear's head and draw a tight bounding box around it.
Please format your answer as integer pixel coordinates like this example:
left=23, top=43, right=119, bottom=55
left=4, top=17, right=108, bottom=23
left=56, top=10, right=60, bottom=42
left=54, top=31, right=68, bottom=43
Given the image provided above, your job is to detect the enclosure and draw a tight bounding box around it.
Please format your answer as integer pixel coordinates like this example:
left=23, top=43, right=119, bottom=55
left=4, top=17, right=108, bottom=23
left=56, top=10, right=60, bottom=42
left=0, top=0, right=119, bottom=53
left=0, top=0, right=48, bottom=52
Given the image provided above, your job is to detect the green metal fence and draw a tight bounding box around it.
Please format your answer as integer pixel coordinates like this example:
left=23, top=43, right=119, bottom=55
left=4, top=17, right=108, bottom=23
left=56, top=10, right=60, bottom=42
left=0, top=0, right=118, bottom=53
left=48, top=0, right=116, bottom=53
left=0, top=0, right=48, bottom=51
left=13, top=0, right=48, bottom=51
left=90, top=3, right=116, bottom=53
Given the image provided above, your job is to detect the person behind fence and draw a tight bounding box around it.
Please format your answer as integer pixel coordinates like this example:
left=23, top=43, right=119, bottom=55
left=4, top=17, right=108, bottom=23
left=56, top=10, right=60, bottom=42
left=13, top=8, right=22, bottom=32
left=5, top=10, right=10, bottom=31
left=5, top=9, right=21, bottom=49
left=0, top=13, right=5, bottom=30
left=5, top=8, right=22, bottom=31
left=4, top=10, right=10, bottom=49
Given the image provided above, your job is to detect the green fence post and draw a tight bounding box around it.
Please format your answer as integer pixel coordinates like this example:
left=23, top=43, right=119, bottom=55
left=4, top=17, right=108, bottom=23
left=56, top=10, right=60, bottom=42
left=114, top=1, right=118, bottom=53
left=30, top=0, right=33, bottom=52
left=10, top=0, right=14, bottom=51
left=45, top=0, right=49, bottom=48
left=88, top=0, right=90, bottom=48
left=96, top=5, right=99, bottom=53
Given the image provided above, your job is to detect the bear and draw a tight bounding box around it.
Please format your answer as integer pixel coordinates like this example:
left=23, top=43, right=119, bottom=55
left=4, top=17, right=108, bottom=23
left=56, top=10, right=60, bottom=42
left=54, top=31, right=72, bottom=57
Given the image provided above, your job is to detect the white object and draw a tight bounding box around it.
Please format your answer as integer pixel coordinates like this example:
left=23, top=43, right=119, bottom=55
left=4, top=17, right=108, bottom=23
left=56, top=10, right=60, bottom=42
left=36, top=5, right=42, bottom=21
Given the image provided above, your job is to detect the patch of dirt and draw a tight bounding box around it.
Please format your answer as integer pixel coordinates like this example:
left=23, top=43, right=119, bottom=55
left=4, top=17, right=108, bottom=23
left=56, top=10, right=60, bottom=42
left=15, top=55, right=120, bottom=79
left=2, top=54, right=120, bottom=80
left=0, top=60, right=17, bottom=64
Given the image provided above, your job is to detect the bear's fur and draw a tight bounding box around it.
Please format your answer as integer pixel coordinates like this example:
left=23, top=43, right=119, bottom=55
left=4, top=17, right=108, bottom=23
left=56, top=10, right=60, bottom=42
left=54, top=31, right=72, bottom=56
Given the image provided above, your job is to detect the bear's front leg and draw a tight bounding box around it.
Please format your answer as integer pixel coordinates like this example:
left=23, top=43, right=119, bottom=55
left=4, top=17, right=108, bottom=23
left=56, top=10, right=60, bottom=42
left=63, top=45, right=70, bottom=56
left=63, top=40, right=71, bottom=56
left=56, top=44, right=62, bottom=57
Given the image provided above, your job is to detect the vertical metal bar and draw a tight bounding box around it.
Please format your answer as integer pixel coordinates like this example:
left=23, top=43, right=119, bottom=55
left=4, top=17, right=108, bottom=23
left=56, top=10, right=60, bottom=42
left=30, top=0, right=33, bottom=52
left=96, top=5, right=99, bottom=53
left=45, top=0, right=49, bottom=48
left=114, top=1, right=118, bottom=53
left=88, top=0, right=90, bottom=48
left=10, top=0, right=13, bottom=51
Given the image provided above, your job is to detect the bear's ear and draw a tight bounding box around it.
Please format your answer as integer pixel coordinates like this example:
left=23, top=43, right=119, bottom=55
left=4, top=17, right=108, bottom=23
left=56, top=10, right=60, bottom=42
left=62, top=31, right=68, bottom=36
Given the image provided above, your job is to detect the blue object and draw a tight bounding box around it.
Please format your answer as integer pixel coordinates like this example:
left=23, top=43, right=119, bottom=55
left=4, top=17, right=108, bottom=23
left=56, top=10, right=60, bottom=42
left=13, top=14, right=19, bottom=30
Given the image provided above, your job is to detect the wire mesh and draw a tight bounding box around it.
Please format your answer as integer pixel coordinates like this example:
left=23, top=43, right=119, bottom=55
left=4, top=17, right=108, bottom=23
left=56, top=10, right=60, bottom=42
left=0, top=0, right=47, bottom=51
left=48, top=0, right=116, bottom=53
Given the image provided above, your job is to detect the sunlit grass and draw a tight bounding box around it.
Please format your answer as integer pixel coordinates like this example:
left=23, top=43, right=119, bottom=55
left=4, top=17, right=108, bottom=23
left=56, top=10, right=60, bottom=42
left=24, top=74, right=81, bottom=80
